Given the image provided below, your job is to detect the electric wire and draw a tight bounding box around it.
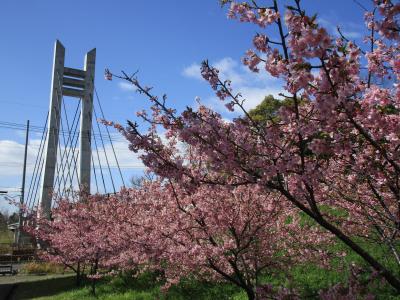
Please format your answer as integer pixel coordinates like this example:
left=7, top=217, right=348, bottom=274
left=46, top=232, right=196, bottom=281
left=0, top=121, right=126, bottom=143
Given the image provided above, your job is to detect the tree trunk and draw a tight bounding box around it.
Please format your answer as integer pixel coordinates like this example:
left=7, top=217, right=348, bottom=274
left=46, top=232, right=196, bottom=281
left=245, top=286, right=256, bottom=300
left=91, top=279, right=96, bottom=296
left=76, top=262, right=81, bottom=287
left=91, top=258, right=99, bottom=295
left=316, top=216, right=400, bottom=292
left=279, top=187, right=400, bottom=292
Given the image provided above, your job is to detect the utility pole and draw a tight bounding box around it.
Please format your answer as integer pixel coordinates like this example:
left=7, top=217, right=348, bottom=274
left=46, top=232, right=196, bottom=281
left=16, top=120, right=29, bottom=246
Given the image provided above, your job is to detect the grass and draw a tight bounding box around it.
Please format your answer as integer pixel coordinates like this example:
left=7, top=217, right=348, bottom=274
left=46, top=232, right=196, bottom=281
left=11, top=261, right=399, bottom=300
left=17, top=272, right=246, bottom=300
left=20, top=262, right=68, bottom=275
left=0, top=230, right=13, bottom=243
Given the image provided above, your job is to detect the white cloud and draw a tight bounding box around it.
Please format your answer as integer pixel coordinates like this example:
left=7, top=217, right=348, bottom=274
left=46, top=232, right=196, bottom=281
left=318, top=17, right=363, bottom=39
left=214, top=57, right=246, bottom=86
left=118, top=81, right=135, bottom=91
left=0, top=136, right=145, bottom=196
left=92, top=140, right=144, bottom=170
left=182, top=58, right=246, bottom=86
left=0, top=139, right=41, bottom=177
left=341, top=31, right=362, bottom=39
left=239, top=86, right=283, bottom=110
left=182, top=63, right=202, bottom=80
left=183, top=57, right=285, bottom=113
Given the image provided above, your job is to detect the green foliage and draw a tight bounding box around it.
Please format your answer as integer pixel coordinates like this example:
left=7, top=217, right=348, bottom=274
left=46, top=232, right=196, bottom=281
left=0, top=230, right=13, bottom=254
left=0, top=210, right=19, bottom=231
left=248, top=95, right=293, bottom=123
left=0, top=230, right=13, bottom=244
left=20, top=262, right=67, bottom=275
left=166, top=277, right=242, bottom=300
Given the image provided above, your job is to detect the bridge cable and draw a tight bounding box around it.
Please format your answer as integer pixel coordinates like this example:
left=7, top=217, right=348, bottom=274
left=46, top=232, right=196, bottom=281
left=52, top=74, right=69, bottom=201
left=91, top=122, right=107, bottom=193
left=94, top=87, right=126, bottom=187
left=50, top=82, right=67, bottom=204
left=31, top=98, right=62, bottom=210
left=54, top=111, right=70, bottom=200
left=55, top=72, right=82, bottom=202
left=58, top=98, right=81, bottom=199
left=93, top=106, right=116, bottom=194
left=25, top=112, right=48, bottom=210
left=91, top=154, right=99, bottom=194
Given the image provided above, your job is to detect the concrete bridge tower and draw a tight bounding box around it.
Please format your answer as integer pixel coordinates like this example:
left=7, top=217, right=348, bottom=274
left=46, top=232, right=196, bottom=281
left=39, top=40, right=96, bottom=218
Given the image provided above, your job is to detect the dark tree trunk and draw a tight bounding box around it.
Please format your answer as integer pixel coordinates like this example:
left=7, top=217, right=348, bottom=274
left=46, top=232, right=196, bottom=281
left=91, top=257, right=99, bottom=295
left=245, top=286, right=256, bottom=300
left=76, top=262, right=81, bottom=287
left=91, top=280, right=96, bottom=296
left=278, top=186, right=400, bottom=292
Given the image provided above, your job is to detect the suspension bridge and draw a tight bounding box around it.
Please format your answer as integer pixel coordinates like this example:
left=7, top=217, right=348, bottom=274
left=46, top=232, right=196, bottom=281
left=3, top=40, right=132, bottom=244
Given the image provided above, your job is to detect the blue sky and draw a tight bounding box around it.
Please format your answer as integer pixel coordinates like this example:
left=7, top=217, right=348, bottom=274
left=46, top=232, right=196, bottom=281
left=0, top=0, right=369, bottom=211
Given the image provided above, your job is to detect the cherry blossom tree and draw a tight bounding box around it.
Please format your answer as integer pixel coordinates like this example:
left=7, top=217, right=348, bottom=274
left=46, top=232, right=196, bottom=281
left=122, top=181, right=332, bottom=299
left=106, top=0, right=400, bottom=292
left=27, top=180, right=333, bottom=299
left=26, top=195, right=118, bottom=287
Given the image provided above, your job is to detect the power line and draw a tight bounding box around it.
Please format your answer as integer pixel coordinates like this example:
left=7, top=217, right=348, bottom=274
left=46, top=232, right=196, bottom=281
left=0, top=121, right=127, bottom=143
left=0, top=162, right=143, bottom=168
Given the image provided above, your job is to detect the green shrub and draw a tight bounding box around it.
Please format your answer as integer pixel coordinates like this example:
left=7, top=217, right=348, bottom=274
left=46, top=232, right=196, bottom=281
left=21, top=261, right=67, bottom=274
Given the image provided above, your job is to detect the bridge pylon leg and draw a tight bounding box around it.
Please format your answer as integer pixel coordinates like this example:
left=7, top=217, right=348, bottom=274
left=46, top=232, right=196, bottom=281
left=39, top=40, right=96, bottom=218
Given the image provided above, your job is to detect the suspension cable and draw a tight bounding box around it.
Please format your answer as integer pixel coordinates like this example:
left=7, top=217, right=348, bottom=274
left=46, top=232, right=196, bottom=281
left=26, top=112, right=48, bottom=209
left=53, top=112, right=70, bottom=200
left=50, top=80, right=66, bottom=204
left=58, top=98, right=81, bottom=198
left=91, top=154, right=99, bottom=194
left=55, top=72, right=84, bottom=201
left=91, top=123, right=107, bottom=193
left=93, top=107, right=116, bottom=193
left=94, top=87, right=125, bottom=187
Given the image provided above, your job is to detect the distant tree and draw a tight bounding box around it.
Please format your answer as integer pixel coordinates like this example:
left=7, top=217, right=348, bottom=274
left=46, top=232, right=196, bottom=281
left=129, top=173, right=155, bottom=188
left=0, top=209, right=8, bottom=230
left=248, top=94, right=293, bottom=123
left=8, top=212, right=18, bottom=224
